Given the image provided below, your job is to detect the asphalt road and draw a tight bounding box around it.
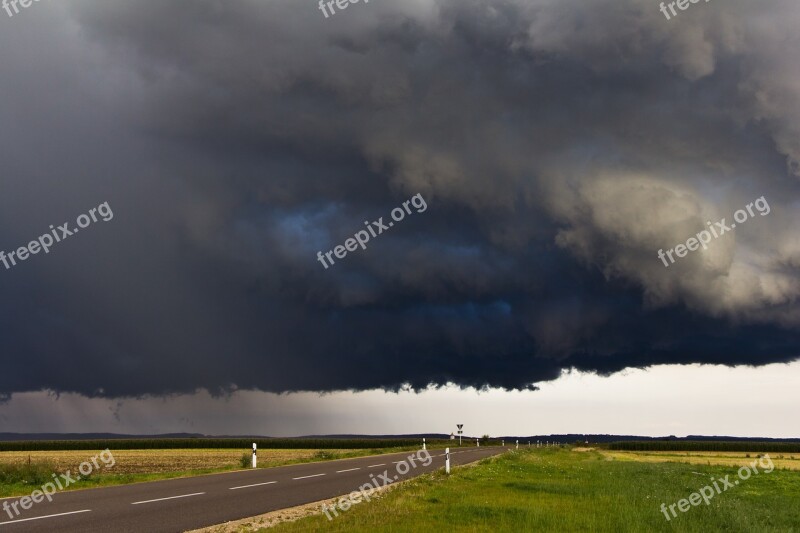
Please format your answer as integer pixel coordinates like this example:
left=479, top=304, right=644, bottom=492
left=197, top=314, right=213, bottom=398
left=0, top=446, right=507, bottom=532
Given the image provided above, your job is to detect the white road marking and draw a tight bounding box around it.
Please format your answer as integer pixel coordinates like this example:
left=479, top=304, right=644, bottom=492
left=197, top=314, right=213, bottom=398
left=292, top=473, right=325, bottom=480
left=367, top=464, right=386, bottom=468
left=131, top=492, right=205, bottom=505
left=229, top=481, right=278, bottom=490
left=335, top=468, right=361, bottom=473
left=0, top=510, right=91, bottom=526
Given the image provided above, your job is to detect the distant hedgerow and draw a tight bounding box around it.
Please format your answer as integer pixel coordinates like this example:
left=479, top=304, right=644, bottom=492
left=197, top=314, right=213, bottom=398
left=608, top=441, right=800, bottom=453
left=0, top=438, right=440, bottom=452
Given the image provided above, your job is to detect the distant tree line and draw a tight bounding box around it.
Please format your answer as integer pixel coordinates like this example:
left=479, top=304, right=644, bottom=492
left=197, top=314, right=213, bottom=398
left=609, top=441, right=800, bottom=453
left=0, top=438, right=448, bottom=451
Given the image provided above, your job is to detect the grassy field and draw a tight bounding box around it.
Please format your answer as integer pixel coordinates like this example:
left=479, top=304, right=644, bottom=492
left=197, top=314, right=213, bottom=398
left=0, top=446, right=428, bottom=498
left=593, top=449, right=800, bottom=471
left=265, top=447, right=800, bottom=533
left=607, top=441, right=800, bottom=453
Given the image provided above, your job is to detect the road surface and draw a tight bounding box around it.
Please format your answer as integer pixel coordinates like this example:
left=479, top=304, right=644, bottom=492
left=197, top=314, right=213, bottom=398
left=0, top=446, right=506, bottom=532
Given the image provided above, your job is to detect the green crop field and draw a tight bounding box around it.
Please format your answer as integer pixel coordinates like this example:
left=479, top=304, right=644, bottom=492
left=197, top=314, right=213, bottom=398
left=266, top=447, right=800, bottom=533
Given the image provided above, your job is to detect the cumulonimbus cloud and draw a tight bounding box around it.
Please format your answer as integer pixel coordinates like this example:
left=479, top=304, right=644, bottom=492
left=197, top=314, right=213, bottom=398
left=0, top=0, right=798, bottom=398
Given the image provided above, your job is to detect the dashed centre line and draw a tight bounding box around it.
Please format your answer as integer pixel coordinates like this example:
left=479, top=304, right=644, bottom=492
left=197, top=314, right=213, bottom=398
left=336, top=468, right=361, bottom=473
left=0, top=510, right=92, bottom=526
left=131, top=493, right=205, bottom=505
left=229, top=481, right=278, bottom=490
left=292, top=473, right=326, bottom=480
left=367, top=464, right=386, bottom=468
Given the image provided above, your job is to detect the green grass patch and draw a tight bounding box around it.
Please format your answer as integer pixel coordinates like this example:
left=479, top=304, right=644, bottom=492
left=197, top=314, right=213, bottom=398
left=269, top=448, right=800, bottom=532
left=0, top=465, right=238, bottom=499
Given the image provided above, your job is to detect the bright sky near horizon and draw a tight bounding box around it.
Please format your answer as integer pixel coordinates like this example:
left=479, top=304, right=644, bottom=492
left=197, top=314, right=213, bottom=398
left=2, top=361, right=798, bottom=439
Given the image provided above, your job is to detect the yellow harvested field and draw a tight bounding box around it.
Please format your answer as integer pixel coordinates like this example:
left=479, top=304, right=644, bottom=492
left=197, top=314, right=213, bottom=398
left=0, top=449, right=360, bottom=475
left=596, top=450, right=800, bottom=471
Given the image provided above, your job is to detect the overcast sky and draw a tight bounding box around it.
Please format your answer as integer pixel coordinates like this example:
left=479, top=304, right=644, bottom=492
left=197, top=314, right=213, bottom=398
left=0, top=0, right=798, bottom=437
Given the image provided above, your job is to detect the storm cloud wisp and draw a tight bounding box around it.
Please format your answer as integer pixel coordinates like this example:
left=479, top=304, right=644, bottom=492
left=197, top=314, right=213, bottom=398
left=0, top=0, right=799, bottom=398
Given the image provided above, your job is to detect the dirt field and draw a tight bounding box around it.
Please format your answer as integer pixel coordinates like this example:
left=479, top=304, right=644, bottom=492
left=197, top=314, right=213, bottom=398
left=0, top=449, right=361, bottom=475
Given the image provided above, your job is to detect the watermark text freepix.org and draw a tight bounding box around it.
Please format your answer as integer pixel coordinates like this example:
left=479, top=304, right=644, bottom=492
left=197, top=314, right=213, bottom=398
left=0, top=201, right=113, bottom=272
left=317, top=193, right=427, bottom=270
left=321, top=449, right=432, bottom=520
left=2, top=449, right=115, bottom=520
left=659, top=0, right=712, bottom=21
left=318, top=0, right=368, bottom=19
left=658, top=196, right=769, bottom=267
left=660, top=454, right=774, bottom=521
left=2, top=0, right=45, bottom=18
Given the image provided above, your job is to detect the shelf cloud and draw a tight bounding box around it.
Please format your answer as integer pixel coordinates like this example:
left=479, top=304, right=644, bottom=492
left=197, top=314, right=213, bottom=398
left=0, top=0, right=798, bottom=398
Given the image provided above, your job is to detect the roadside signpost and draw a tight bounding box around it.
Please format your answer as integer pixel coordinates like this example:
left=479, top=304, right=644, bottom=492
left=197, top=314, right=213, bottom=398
left=252, top=442, right=257, bottom=469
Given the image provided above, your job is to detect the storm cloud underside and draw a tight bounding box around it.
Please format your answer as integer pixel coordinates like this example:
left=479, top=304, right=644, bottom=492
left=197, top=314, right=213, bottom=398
left=0, top=0, right=799, bottom=398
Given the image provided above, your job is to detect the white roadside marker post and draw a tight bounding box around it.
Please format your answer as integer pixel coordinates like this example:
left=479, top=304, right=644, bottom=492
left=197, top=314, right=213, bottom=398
left=252, top=443, right=257, bottom=468
left=445, top=447, right=450, bottom=474
left=516, top=440, right=519, bottom=450
left=476, top=438, right=479, bottom=447
left=502, top=440, right=504, bottom=447
left=423, top=438, right=426, bottom=451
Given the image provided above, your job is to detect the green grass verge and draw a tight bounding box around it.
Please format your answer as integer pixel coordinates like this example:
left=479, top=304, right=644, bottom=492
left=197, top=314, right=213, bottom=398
left=269, top=448, right=800, bottom=532
left=0, top=465, right=245, bottom=499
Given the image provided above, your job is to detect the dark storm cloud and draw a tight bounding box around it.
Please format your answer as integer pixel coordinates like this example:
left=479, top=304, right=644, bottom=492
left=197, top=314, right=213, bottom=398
left=0, top=0, right=798, bottom=397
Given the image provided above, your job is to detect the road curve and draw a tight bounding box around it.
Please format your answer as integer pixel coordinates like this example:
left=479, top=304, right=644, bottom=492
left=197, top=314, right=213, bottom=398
left=0, top=446, right=507, bottom=532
